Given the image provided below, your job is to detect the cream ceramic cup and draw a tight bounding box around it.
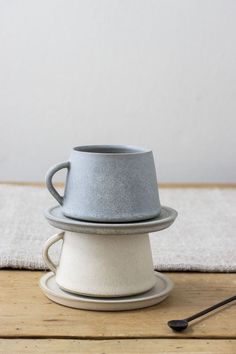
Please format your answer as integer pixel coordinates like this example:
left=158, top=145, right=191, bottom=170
left=42, top=231, right=157, bottom=297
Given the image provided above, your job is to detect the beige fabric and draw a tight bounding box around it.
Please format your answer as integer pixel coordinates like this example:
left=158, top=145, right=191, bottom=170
left=0, top=185, right=235, bottom=272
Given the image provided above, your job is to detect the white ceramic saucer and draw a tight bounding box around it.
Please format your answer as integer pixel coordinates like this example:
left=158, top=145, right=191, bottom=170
left=39, top=271, right=173, bottom=311
left=44, top=205, right=177, bottom=235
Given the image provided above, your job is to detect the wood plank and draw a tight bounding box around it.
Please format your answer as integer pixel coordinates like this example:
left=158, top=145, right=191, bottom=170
left=1, top=181, right=236, bottom=188
left=0, top=339, right=235, bottom=353
left=0, top=271, right=235, bottom=338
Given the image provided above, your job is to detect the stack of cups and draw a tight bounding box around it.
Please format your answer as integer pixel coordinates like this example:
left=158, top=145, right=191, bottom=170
left=41, top=145, right=177, bottom=310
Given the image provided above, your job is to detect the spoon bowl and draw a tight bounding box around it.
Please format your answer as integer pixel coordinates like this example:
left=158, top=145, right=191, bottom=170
left=167, top=319, right=188, bottom=332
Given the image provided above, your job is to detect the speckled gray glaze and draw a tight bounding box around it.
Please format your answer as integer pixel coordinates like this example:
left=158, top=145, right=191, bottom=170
left=46, top=145, right=161, bottom=222
left=44, top=205, right=177, bottom=235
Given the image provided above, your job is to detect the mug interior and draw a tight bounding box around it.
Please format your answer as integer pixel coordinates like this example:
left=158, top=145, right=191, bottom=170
left=73, top=145, right=150, bottom=154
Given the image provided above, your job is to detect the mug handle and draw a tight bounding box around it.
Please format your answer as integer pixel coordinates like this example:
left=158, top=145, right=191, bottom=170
left=42, top=232, right=64, bottom=273
left=45, top=161, right=70, bottom=205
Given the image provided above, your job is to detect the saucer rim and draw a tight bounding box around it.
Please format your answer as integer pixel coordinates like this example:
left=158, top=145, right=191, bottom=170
left=39, top=271, right=174, bottom=304
left=44, top=205, right=177, bottom=235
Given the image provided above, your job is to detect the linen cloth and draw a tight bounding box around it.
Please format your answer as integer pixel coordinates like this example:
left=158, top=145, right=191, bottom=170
left=0, top=184, right=235, bottom=272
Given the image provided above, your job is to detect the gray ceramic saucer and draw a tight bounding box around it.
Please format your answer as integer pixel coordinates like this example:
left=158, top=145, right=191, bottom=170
left=39, top=271, right=173, bottom=311
left=44, top=206, right=177, bottom=235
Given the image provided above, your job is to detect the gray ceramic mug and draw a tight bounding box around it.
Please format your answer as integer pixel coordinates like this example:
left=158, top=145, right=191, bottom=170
left=45, top=145, right=161, bottom=222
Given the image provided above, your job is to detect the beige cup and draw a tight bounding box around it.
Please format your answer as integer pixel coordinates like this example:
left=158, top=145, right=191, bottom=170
left=42, top=231, right=156, bottom=297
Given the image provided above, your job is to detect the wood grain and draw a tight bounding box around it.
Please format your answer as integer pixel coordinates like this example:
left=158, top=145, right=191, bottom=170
left=0, top=271, right=235, bottom=339
left=0, top=339, right=235, bottom=353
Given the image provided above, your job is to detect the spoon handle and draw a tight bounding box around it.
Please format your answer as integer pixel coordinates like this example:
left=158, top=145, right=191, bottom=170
left=185, top=295, right=236, bottom=322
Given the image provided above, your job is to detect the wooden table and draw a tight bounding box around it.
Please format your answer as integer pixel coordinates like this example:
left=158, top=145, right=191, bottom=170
left=1, top=271, right=235, bottom=353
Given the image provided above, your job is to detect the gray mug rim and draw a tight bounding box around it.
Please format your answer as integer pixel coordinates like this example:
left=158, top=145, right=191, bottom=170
left=72, top=144, right=151, bottom=155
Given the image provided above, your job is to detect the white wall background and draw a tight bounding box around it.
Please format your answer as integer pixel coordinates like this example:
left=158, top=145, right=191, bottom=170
left=0, top=0, right=235, bottom=183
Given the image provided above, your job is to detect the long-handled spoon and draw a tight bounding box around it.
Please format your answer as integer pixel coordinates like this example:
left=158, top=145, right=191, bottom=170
left=168, top=294, right=236, bottom=332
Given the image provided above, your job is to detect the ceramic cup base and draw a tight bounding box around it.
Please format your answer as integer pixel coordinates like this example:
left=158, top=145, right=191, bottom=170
left=39, top=271, right=173, bottom=311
